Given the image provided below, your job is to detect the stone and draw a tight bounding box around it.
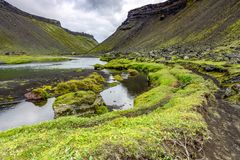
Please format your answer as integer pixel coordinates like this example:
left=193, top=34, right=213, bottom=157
left=53, top=91, right=105, bottom=118
left=203, top=65, right=227, bottom=72
left=225, top=88, right=234, bottom=97
left=184, top=56, right=189, bottom=60
left=24, top=92, right=43, bottom=101
left=232, top=84, right=240, bottom=93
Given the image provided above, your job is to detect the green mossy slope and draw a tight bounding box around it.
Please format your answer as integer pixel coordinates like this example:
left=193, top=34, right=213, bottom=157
left=0, top=2, right=98, bottom=55
left=92, top=0, right=240, bottom=55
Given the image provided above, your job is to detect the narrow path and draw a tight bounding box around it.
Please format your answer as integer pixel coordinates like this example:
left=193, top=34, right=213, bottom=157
left=187, top=68, right=240, bottom=160
left=204, top=89, right=240, bottom=160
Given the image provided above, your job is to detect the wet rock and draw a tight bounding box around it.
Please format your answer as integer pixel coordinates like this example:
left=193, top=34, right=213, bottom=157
left=203, top=64, right=227, bottom=72
left=53, top=91, right=105, bottom=118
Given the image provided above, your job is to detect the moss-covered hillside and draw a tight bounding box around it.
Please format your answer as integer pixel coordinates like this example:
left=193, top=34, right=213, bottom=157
left=92, top=0, right=240, bottom=59
left=0, top=0, right=98, bottom=55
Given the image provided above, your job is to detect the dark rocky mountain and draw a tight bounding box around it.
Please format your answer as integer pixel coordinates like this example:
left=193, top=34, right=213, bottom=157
left=0, top=0, right=98, bottom=54
left=92, top=0, right=240, bottom=61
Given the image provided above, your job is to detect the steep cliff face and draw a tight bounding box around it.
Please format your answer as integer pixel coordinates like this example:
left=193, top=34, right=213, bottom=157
left=120, top=0, right=187, bottom=30
left=92, top=0, right=240, bottom=60
left=0, top=0, right=98, bottom=54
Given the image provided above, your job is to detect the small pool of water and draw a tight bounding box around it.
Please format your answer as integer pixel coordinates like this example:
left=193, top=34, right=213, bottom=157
left=101, top=71, right=149, bottom=110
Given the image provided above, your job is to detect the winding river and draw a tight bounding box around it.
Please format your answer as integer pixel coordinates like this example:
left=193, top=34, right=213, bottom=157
left=0, top=58, right=148, bottom=131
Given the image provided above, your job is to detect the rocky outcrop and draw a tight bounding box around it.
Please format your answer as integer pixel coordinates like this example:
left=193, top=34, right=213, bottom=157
left=120, top=0, right=187, bottom=30
left=53, top=91, right=105, bottom=118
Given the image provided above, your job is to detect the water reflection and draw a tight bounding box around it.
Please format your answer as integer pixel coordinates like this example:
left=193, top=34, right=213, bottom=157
left=101, top=72, right=148, bottom=110
left=0, top=98, right=55, bottom=131
left=0, top=57, right=106, bottom=69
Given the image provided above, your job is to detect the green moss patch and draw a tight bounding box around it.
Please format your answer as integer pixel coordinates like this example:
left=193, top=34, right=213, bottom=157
left=53, top=91, right=103, bottom=117
left=114, top=74, right=123, bottom=81
left=54, top=72, right=105, bottom=95
left=0, top=55, right=69, bottom=64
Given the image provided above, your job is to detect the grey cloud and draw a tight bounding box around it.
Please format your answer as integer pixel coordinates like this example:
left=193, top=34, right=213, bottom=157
left=73, top=0, right=124, bottom=16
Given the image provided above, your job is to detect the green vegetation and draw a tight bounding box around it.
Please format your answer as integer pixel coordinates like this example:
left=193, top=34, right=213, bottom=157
left=35, top=21, right=98, bottom=53
left=0, top=55, right=69, bottom=64
left=28, top=73, right=106, bottom=117
left=94, top=63, right=104, bottom=70
left=114, top=74, right=123, bottom=81
left=108, top=82, right=120, bottom=87
left=31, top=87, right=51, bottom=100
left=29, top=72, right=105, bottom=99
left=175, top=60, right=240, bottom=104
left=54, top=72, right=105, bottom=95
left=95, top=105, right=109, bottom=115
left=0, top=7, right=98, bottom=54
left=53, top=91, right=100, bottom=117
left=0, top=59, right=217, bottom=159
left=54, top=91, right=96, bottom=107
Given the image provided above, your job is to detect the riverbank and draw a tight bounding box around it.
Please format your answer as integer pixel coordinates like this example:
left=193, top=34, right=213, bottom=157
left=0, top=55, right=69, bottom=64
left=0, top=59, right=217, bottom=159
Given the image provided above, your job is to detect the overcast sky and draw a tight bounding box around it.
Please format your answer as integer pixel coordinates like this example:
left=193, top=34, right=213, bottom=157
left=6, top=0, right=165, bottom=42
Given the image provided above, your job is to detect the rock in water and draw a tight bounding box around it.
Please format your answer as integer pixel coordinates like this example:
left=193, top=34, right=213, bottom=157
left=24, top=92, right=43, bottom=101
left=53, top=91, right=105, bottom=118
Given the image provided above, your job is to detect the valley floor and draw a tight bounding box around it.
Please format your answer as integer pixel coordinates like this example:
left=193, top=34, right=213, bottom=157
left=0, top=58, right=239, bottom=159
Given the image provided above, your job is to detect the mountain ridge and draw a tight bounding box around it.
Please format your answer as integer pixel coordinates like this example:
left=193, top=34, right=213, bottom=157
left=0, top=0, right=98, bottom=55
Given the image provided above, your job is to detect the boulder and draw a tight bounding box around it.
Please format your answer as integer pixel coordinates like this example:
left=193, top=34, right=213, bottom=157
left=128, top=69, right=139, bottom=76
left=53, top=91, right=105, bottom=118
left=184, top=56, right=189, bottom=60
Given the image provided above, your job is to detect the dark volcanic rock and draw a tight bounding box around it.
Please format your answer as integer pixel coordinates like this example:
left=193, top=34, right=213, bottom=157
left=120, top=0, right=187, bottom=30
left=202, top=64, right=227, bottom=72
